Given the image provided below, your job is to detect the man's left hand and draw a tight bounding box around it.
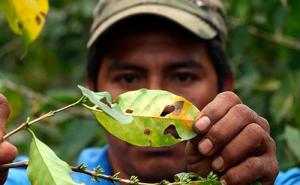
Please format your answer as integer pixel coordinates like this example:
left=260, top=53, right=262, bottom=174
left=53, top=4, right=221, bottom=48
left=185, top=91, right=279, bottom=185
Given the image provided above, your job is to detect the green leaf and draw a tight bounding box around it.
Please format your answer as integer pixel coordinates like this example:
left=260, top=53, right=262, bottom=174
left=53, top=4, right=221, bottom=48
left=78, top=85, right=132, bottom=124
left=27, top=129, right=80, bottom=185
left=284, top=125, right=300, bottom=161
left=80, top=87, right=199, bottom=147
left=0, top=0, right=48, bottom=46
left=174, top=172, right=220, bottom=185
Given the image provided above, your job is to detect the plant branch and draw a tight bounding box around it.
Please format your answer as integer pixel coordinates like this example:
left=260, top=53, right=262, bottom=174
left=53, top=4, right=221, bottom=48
left=0, top=161, right=215, bottom=185
left=2, top=96, right=86, bottom=140
left=228, top=16, right=300, bottom=51
left=248, top=26, right=300, bottom=51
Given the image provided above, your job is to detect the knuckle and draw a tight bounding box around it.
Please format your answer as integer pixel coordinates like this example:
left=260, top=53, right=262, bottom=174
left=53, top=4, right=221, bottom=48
left=221, top=143, right=242, bottom=164
left=263, top=155, right=279, bottom=183
left=231, top=104, right=253, bottom=120
left=265, top=138, right=279, bottom=180
left=208, top=126, right=227, bottom=145
left=224, top=169, right=242, bottom=185
left=245, top=123, right=265, bottom=138
left=259, top=116, right=270, bottom=132
left=271, top=160, right=280, bottom=178
left=245, top=124, right=268, bottom=150
left=218, top=91, right=241, bottom=104
left=246, top=157, right=263, bottom=172
left=203, top=104, right=219, bottom=118
left=269, top=157, right=279, bottom=179
left=268, top=136, right=277, bottom=152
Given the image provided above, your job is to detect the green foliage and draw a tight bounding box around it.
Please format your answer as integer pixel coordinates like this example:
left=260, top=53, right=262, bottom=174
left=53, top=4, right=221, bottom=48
left=27, top=129, right=79, bottom=185
left=225, top=0, right=300, bottom=169
left=174, top=172, right=221, bottom=185
left=82, top=87, right=198, bottom=147
left=129, top=176, right=140, bottom=185
left=284, top=125, right=300, bottom=160
left=0, top=0, right=300, bottom=171
left=91, top=166, right=104, bottom=182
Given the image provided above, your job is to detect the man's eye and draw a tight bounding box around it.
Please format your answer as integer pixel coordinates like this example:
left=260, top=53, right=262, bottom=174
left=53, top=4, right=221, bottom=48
left=116, top=74, right=139, bottom=84
left=173, top=72, right=197, bottom=82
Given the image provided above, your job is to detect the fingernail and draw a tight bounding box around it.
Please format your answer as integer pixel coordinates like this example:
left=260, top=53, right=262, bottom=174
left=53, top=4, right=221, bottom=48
left=195, top=116, right=211, bottom=132
left=198, top=138, right=213, bottom=155
left=221, top=179, right=227, bottom=185
left=212, top=156, right=224, bottom=171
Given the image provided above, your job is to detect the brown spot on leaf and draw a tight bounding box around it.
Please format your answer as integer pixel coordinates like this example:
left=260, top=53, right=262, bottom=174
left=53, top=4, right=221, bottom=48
left=163, top=125, right=181, bottom=139
left=17, top=22, right=23, bottom=29
left=40, top=11, right=46, bottom=18
left=35, top=15, right=42, bottom=25
left=144, top=129, right=151, bottom=135
left=126, top=109, right=134, bottom=114
left=160, top=105, right=175, bottom=117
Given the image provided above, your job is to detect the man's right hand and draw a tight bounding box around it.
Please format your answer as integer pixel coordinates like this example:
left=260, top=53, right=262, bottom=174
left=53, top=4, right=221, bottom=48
left=0, top=94, right=17, bottom=184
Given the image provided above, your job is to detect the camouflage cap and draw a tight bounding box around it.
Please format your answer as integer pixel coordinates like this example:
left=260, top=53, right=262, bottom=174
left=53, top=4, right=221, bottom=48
left=87, top=0, right=227, bottom=47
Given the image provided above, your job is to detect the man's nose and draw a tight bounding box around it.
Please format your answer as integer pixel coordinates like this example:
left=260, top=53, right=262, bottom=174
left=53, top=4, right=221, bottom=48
left=147, top=75, right=163, bottom=90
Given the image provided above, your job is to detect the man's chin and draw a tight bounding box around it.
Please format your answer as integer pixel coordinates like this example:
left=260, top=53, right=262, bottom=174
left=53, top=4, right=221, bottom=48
left=128, top=146, right=187, bottom=182
left=130, top=159, right=186, bottom=183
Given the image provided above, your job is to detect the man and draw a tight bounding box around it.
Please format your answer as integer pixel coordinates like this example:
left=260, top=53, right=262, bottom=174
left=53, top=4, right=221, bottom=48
left=2, top=0, right=298, bottom=184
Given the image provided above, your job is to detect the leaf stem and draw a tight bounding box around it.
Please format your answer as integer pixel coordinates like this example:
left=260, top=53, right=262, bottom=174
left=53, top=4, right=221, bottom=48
left=2, top=96, right=86, bottom=140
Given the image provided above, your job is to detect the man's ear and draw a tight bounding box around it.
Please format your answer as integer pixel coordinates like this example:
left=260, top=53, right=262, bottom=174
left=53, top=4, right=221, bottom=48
left=222, top=72, right=235, bottom=91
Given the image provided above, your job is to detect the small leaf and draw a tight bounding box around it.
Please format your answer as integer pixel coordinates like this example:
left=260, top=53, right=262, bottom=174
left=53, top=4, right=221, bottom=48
left=80, top=87, right=199, bottom=147
left=174, top=172, right=221, bottom=185
left=78, top=85, right=132, bottom=124
left=0, top=0, right=49, bottom=46
left=27, top=129, right=80, bottom=185
left=129, top=176, right=140, bottom=185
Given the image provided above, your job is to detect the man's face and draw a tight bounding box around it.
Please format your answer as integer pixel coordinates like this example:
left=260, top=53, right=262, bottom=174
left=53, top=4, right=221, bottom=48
left=94, top=26, right=219, bottom=181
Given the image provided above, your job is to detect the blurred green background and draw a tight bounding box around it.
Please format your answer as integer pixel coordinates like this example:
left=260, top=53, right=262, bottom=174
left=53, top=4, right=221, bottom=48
left=0, top=0, right=299, bottom=169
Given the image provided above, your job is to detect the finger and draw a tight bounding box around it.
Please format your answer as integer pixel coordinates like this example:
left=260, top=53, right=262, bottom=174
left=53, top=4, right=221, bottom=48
left=0, top=141, right=17, bottom=164
left=259, top=116, right=270, bottom=133
left=0, top=94, right=10, bottom=131
left=0, top=94, right=10, bottom=121
left=198, top=104, right=269, bottom=156
left=0, top=141, right=17, bottom=185
left=185, top=141, right=212, bottom=176
left=0, top=172, right=8, bottom=185
left=186, top=140, right=204, bottom=164
left=211, top=123, right=269, bottom=172
left=221, top=154, right=278, bottom=185
left=194, top=92, right=241, bottom=133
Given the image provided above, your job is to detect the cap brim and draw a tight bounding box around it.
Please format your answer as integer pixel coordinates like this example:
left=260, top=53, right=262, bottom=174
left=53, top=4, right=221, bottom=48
left=87, top=4, right=217, bottom=47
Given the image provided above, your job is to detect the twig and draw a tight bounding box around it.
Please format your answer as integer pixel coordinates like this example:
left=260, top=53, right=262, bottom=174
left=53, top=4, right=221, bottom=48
left=229, top=16, right=300, bottom=51
left=0, top=161, right=205, bottom=185
left=2, top=96, right=86, bottom=140
left=0, top=160, right=28, bottom=169
left=248, top=26, right=300, bottom=51
left=72, top=166, right=154, bottom=185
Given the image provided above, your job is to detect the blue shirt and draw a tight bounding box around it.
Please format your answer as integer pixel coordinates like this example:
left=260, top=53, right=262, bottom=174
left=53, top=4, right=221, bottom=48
left=5, top=146, right=300, bottom=185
